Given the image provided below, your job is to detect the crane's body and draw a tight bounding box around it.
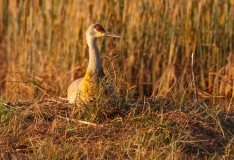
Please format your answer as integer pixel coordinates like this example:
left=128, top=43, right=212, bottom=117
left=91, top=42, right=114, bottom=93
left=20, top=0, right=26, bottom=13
left=67, top=24, right=122, bottom=104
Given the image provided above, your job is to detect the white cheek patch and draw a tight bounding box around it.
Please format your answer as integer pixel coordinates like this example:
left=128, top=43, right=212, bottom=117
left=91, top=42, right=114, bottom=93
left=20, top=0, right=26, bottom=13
left=96, top=32, right=105, bottom=37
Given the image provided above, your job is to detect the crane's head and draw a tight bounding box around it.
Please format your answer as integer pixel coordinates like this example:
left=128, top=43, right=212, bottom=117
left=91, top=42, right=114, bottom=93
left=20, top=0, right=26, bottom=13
left=86, top=24, right=123, bottom=39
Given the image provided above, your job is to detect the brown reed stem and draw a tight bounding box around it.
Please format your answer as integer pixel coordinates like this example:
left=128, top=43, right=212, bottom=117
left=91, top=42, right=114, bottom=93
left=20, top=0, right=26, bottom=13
left=191, top=53, right=198, bottom=102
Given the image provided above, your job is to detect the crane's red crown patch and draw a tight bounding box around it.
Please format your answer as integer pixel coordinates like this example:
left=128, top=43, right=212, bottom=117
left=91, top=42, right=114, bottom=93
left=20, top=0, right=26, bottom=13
left=94, top=24, right=105, bottom=33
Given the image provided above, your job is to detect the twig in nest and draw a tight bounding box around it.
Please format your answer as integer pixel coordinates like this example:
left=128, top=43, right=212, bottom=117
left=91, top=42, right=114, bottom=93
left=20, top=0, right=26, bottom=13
left=57, top=115, right=104, bottom=127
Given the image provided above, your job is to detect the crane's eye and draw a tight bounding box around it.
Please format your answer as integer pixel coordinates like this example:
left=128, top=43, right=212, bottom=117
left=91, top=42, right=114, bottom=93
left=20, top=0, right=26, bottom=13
left=94, top=24, right=105, bottom=33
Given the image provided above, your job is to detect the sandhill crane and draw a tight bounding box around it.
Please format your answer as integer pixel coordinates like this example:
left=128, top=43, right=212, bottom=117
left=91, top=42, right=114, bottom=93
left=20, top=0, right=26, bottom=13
left=67, top=24, right=123, bottom=104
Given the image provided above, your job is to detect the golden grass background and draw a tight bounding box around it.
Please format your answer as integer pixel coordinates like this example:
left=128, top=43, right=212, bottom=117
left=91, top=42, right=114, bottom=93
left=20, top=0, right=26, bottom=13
left=0, top=0, right=234, bottom=104
left=1, top=1, right=234, bottom=158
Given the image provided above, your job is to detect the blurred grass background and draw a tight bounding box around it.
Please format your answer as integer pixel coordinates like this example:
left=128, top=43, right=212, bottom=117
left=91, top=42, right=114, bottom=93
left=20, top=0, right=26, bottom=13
left=0, top=0, right=233, bottom=104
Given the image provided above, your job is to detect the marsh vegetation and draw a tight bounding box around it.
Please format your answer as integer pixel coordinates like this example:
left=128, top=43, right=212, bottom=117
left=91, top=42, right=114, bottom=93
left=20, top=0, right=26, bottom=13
left=0, top=0, right=234, bottom=159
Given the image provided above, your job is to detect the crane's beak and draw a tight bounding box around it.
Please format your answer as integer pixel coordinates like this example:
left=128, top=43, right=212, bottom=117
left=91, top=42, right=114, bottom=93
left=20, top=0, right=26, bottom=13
left=105, top=31, right=123, bottom=38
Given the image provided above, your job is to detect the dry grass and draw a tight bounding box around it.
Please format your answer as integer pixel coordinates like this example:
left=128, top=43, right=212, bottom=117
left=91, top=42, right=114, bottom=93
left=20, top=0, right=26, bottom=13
left=1, top=0, right=234, bottom=159
left=0, top=0, right=233, bottom=101
left=0, top=97, right=234, bottom=159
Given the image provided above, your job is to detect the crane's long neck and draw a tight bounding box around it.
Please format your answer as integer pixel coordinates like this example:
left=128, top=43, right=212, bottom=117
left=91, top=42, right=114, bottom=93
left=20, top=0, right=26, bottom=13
left=85, top=38, right=104, bottom=81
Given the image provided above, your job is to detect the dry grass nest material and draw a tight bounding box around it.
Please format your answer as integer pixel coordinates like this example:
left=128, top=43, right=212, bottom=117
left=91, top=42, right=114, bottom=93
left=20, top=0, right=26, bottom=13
left=0, top=97, right=234, bottom=159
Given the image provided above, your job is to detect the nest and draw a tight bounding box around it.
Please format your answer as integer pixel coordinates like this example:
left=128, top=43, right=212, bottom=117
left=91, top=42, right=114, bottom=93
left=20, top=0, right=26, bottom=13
left=0, top=97, right=234, bottom=159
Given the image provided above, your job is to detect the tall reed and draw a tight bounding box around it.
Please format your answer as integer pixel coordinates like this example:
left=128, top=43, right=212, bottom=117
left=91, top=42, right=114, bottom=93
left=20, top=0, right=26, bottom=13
left=1, top=0, right=233, bottom=105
